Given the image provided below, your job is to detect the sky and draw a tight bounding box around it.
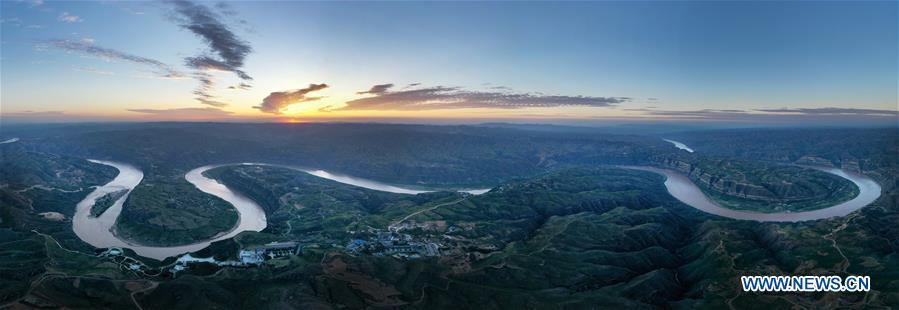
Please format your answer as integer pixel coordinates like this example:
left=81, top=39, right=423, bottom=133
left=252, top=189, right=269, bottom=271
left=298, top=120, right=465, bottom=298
left=1, top=1, right=897, bottom=125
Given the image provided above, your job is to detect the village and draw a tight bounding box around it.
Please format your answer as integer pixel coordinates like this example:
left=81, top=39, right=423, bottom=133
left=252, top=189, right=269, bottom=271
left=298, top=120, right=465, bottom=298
left=93, top=221, right=461, bottom=278
left=345, top=229, right=442, bottom=259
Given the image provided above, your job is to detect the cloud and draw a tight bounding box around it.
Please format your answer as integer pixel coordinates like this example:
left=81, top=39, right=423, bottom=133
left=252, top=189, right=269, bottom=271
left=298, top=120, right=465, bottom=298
left=1, top=17, right=23, bottom=26
left=754, top=107, right=899, bottom=116
left=0, top=111, right=79, bottom=123
left=184, top=56, right=251, bottom=80
left=127, top=107, right=234, bottom=117
left=630, top=107, right=899, bottom=124
left=74, top=67, right=114, bottom=76
left=214, top=1, right=238, bottom=17
left=255, top=84, right=329, bottom=114
left=122, top=7, right=145, bottom=15
left=228, top=83, right=251, bottom=90
left=2, top=110, right=66, bottom=117
left=169, top=0, right=252, bottom=79
left=44, top=39, right=184, bottom=78
left=167, top=0, right=253, bottom=104
left=190, top=71, right=216, bottom=98
left=338, top=84, right=631, bottom=111
left=196, top=98, right=229, bottom=107
left=636, top=109, right=747, bottom=116
left=356, top=83, right=394, bottom=95
left=639, top=107, right=898, bottom=118
left=58, top=12, right=82, bottom=23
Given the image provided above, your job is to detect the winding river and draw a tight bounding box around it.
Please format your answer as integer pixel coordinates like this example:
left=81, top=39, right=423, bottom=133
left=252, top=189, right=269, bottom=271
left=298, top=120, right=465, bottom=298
left=624, top=138, right=882, bottom=222
left=73, top=161, right=489, bottom=259
left=73, top=152, right=880, bottom=260
left=73, top=161, right=267, bottom=260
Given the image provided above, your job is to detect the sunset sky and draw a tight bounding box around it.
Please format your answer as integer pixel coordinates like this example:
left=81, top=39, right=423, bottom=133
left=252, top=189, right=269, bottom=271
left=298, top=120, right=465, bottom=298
left=1, top=1, right=896, bottom=125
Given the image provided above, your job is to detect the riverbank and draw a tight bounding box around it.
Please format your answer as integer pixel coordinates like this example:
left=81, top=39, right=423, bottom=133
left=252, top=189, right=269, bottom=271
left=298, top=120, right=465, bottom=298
left=624, top=166, right=882, bottom=222
left=72, top=161, right=266, bottom=260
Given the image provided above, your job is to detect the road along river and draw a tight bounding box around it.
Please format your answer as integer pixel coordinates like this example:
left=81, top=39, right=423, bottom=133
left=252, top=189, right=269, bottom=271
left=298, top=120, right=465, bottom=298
left=622, top=165, right=882, bottom=222
left=73, top=161, right=490, bottom=260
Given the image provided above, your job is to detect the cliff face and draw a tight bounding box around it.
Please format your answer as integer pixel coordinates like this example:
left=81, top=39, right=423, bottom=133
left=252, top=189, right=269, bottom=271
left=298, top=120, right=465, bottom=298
left=654, top=157, right=854, bottom=204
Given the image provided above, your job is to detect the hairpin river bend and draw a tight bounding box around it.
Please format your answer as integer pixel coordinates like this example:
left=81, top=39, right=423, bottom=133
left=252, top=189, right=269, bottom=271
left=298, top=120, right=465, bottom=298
left=72, top=152, right=881, bottom=259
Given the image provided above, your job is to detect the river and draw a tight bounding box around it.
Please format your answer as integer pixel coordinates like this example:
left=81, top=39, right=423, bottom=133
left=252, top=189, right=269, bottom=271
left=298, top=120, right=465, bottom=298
left=73, top=161, right=489, bottom=260
left=663, top=138, right=694, bottom=153
left=238, top=163, right=491, bottom=195
left=73, top=161, right=267, bottom=260
left=623, top=166, right=882, bottom=222
left=0, top=138, right=20, bottom=144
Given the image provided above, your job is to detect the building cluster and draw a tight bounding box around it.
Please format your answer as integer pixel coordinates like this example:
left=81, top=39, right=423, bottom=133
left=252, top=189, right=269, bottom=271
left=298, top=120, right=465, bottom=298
left=346, top=230, right=441, bottom=259
left=167, top=241, right=301, bottom=276
left=238, top=241, right=301, bottom=264
left=99, top=247, right=151, bottom=273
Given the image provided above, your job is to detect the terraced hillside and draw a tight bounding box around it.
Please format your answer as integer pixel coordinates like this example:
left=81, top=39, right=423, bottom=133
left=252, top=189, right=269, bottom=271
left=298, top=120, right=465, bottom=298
left=656, top=156, right=860, bottom=212
left=115, top=177, right=239, bottom=246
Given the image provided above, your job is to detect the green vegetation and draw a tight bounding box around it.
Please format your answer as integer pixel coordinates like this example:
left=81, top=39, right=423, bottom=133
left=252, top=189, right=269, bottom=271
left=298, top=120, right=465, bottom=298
left=115, top=179, right=238, bottom=246
left=0, top=230, right=46, bottom=304
left=0, top=144, right=117, bottom=193
left=89, top=189, right=128, bottom=218
left=203, top=165, right=455, bottom=242
left=658, top=157, right=860, bottom=212
left=1, top=124, right=896, bottom=308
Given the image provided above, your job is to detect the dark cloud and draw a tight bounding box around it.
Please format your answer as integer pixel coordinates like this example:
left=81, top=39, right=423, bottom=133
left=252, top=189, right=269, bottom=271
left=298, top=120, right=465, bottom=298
left=44, top=39, right=184, bottom=78
left=196, top=97, right=229, bottom=107
left=338, top=84, right=630, bottom=111
left=356, top=83, right=394, bottom=95
left=170, top=0, right=251, bottom=78
left=255, top=84, right=329, bottom=114
left=214, top=1, right=238, bottom=16
left=754, top=107, right=899, bottom=116
left=184, top=56, right=251, bottom=80
left=228, top=83, right=252, bottom=90
left=168, top=0, right=252, bottom=103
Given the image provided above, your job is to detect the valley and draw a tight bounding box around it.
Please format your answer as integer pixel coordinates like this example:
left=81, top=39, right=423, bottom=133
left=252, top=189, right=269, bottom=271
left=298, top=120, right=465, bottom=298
left=1, top=123, right=897, bottom=308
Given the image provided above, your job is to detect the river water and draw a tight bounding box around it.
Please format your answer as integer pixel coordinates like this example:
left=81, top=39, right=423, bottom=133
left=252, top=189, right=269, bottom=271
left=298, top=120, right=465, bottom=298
left=73, top=161, right=488, bottom=260
left=624, top=166, right=882, bottom=222
left=75, top=155, right=872, bottom=260
left=0, top=138, right=20, bottom=144
left=238, top=163, right=491, bottom=195
left=663, top=139, right=694, bottom=153
left=73, top=162, right=267, bottom=260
